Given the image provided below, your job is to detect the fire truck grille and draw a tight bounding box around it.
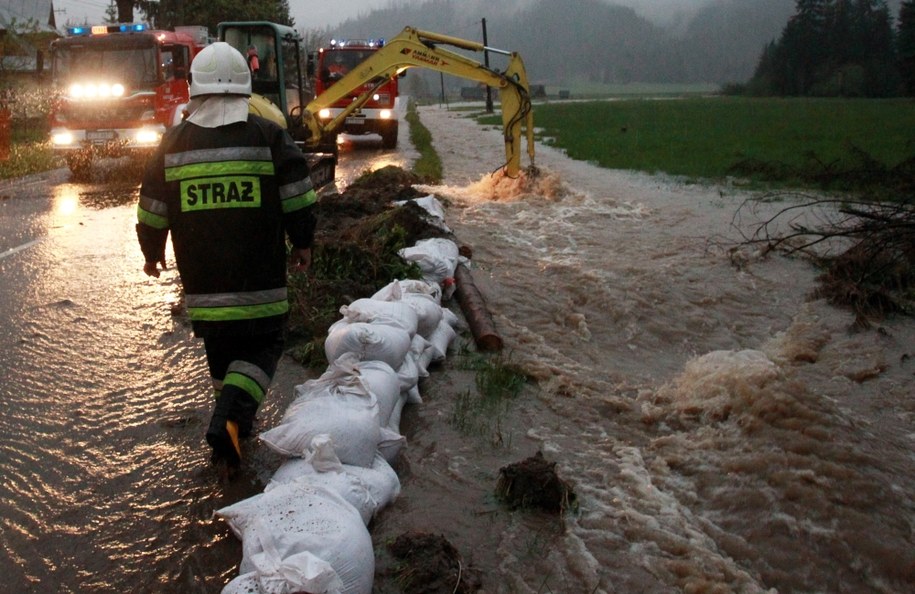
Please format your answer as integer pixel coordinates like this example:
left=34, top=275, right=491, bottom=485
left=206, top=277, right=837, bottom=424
left=62, top=103, right=149, bottom=125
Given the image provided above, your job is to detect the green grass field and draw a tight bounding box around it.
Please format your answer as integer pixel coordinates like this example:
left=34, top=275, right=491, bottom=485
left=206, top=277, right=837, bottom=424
left=479, top=97, right=915, bottom=190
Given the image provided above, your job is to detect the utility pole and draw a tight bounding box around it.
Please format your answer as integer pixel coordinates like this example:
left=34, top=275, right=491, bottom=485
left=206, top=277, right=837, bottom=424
left=482, top=18, right=493, bottom=113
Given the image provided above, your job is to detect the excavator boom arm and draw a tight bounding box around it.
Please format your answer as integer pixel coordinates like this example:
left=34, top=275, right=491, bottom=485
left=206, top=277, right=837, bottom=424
left=304, top=27, right=535, bottom=176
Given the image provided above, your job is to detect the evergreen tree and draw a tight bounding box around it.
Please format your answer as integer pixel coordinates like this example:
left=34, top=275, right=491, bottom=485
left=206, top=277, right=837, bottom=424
left=108, top=0, right=293, bottom=33
left=747, top=0, right=900, bottom=96
left=899, top=0, right=915, bottom=94
left=105, top=1, right=118, bottom=24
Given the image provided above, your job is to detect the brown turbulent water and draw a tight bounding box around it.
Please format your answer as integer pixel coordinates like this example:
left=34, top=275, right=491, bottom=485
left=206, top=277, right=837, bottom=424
left=1, top=105, right=913, bottom=594
left=370, top=105, right=915, bottom=594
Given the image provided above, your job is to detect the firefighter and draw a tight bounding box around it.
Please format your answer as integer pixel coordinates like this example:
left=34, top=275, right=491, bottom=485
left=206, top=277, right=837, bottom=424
left=246, top=44, right=260, bottom=76
left=136, top=42, right=317, bottom=471
left=327, top=53, right=348, bottom=80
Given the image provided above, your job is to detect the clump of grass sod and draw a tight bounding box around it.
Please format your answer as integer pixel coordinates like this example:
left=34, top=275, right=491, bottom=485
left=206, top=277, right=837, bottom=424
left=449, top=349, right=529, bottom=446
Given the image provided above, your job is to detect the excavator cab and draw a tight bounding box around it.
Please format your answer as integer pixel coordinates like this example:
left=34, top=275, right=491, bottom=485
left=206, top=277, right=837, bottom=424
left=218, top=21, right=337, bottom=189
left=218, top=21, right=305, bottom=124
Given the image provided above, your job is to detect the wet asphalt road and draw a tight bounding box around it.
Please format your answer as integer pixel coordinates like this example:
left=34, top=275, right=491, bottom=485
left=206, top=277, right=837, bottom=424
left=0, top=163, right=254, bottom=592
left=0, top=137, right=405, bottom=593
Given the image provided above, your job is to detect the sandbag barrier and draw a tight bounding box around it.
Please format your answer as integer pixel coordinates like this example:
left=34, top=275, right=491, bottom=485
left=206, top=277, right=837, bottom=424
left=215, top=195, right=474, bottom=593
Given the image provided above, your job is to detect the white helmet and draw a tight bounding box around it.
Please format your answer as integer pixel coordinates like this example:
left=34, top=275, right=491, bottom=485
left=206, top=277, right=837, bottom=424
left=189, top=42, right=251, bottom=98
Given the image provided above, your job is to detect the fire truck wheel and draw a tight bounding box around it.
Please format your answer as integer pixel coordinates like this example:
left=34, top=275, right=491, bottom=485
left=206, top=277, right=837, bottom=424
left=380, top=123, right=398, bottom=149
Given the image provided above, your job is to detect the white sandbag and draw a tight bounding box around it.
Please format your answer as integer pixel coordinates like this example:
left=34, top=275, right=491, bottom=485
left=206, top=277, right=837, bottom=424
left=402, top=293, right=444, bottom=339
left=397, top=352, right=420, bottom=395
left=346, top=452, right=401, bottom=511
left=288, top=358, right=379, bottom=416
left=427, top=317, right=457, bottom=362
left=325, top=322, right=412, bottom=369
left=387, top=391, right=407, bottom=433
left=377, top=427, right=406, bottom=465
left=350, top=359, right=402, bottom=428
left=441, top=306, right=461, bottom=328
left=216, top=483, right=374, bottom=593
left=410, top=334, right=433, bottom=377
left=406, top=384, right=422, bottom=405
left=260, top=396, right=381, bottom=468
left=398, top=238, right=460, bottom=286
left=313, top=353, right=401, bottom=428
left=372, top=279, right=443, bottom=305
left=337, top=298, right=419, bottom=337
left=266, top=436, right=377, bottom=525
left=222, top=548, right=344, bottom=594
left=272, top=451, right=401, bottom=520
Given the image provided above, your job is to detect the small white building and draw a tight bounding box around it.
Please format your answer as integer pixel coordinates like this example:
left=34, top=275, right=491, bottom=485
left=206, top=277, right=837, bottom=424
left=0, top=0, right=57, bottom=33
left=0, top=0, right=58, bottom=82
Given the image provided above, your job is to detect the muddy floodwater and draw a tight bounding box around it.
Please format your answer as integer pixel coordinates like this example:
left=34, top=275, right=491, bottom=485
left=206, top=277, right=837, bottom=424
left=368, top=106, right=915, bottom=593
left=1, top=105, right=913, bottom=594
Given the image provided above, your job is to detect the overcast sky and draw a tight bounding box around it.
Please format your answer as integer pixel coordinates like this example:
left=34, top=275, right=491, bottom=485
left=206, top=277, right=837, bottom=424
left=53, top=0, right=712, bottom=30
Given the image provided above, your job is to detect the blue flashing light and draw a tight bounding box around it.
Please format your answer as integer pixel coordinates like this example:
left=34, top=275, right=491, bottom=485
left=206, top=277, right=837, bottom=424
left=67, top=23, right=146, bottom=36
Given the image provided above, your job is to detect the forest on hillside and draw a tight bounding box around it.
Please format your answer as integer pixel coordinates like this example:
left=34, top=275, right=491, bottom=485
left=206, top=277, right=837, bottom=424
left=329, top=0, right=796, bottom=88
left=327, top=0, right=911, bottom=95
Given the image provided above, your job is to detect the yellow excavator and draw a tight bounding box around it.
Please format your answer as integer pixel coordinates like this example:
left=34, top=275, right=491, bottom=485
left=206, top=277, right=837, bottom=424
left=217, top=22, right=536, bottom=189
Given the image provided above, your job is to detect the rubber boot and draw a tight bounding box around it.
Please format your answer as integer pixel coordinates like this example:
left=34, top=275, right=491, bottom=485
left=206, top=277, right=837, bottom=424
left=206, top=393, right=242, bottom=468
left=206, top=419, right=241, bottom=468
left=234, top=393, right=260, bottom=439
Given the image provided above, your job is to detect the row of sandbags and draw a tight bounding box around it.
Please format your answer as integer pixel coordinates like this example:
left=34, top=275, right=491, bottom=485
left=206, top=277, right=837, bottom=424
left=216, top=198, right=465, bottom=593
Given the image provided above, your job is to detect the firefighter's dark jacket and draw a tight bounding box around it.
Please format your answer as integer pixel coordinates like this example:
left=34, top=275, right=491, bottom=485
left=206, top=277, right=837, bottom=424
left=136, top=114, right=317, bottom=338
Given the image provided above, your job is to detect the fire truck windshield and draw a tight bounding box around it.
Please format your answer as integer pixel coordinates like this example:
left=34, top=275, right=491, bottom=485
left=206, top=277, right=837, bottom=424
left=322, top=49, right=369, bottom=83
left=53, top=39, right=160, bottom=89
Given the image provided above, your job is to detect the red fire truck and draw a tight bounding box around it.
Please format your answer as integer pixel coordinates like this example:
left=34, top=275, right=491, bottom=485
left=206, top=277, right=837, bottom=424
left=48, top=23, right=207, bottom=177
left=312, top=38, right=400, bottom=148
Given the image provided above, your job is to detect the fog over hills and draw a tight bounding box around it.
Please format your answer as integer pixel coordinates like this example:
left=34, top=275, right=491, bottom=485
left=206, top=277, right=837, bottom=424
left=326, top=0, right=903, bottom=86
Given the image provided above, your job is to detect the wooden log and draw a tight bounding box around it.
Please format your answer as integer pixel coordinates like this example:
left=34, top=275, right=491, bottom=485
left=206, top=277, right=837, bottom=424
left=453, top=263, right=503, bottom=351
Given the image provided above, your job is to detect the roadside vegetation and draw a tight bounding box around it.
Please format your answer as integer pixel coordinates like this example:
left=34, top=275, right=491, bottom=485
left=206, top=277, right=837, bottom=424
left=404, top=99, right=442, bottom=183
left=0, top=88, right=61, bottom=180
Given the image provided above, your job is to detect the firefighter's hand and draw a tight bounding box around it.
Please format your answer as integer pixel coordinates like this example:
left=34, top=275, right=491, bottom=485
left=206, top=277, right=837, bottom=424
left=143, top=259, right=166, bottom=278
left=290, top=248, right=312, bottom=273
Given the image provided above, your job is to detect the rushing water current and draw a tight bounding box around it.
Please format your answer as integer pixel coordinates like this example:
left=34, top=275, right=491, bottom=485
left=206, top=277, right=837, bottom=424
left=386, top=105, right=915, bottom=594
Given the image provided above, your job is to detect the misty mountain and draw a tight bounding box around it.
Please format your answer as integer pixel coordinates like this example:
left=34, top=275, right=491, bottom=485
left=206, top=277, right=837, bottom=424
left=666, top=0, right=796, bottom=83
left=326, top=0, right=896, bottom=87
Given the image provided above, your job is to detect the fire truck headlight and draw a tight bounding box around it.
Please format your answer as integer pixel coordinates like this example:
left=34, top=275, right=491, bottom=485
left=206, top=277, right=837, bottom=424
left=135, top=129, right=162, bottom=145
left=69, top=82, right=125, bottom=100
left=372, top=93, right=381, bottom=101
left=379, top=109, right=392, bottom=120
left=52, top=131, right=75, bottom=147
left=318, top=108, right=332, bottom=119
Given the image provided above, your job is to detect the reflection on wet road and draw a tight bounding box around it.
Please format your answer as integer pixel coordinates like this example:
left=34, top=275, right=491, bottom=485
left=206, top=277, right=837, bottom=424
left=0, top=139, right=409, bottom=592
